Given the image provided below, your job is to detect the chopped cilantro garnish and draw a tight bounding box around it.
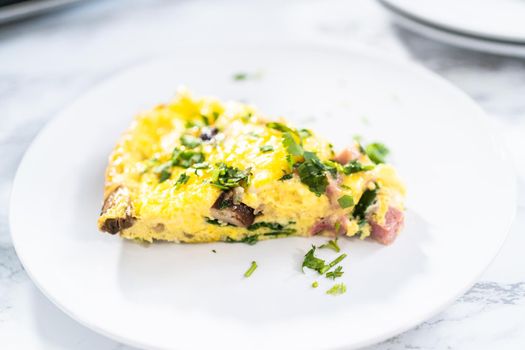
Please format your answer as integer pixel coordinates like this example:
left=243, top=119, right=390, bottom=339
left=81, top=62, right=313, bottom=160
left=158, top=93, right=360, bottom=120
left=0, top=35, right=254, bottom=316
left=322, top=160, right=343, bottom=178
left=233, top=71, right=262, bottom=82
left=320, top=253, right=347, bottom=274
left=174, top=173, right=190, bottom=188
left=298, top=128, right=312, bottom=139
left=180, top=134, right=202, bottom=149
left=211, top=163, right=250, bottom=190
left=260, top=145, right=274, bottom=153
left=352, top=188, right=377, bottom=219
left=279, top=173, right=293, bottom=181
left=297, top=152, right=328, bottom=196
left=337, top=194, right=354, bottom=209
left=267, top=122, right=295, bottom=134
left=185, top=120, right=199, bottom=128
left=326, top=283, right=347, bottom=295
left=244, top=261, right=258, bottom=277
left=248, top=221, right=296, bottom=236
left=312, top=281, right=319, bottom=288
left=282, top=132, right=303, bottom=156
left=343, top=160, right=374, bottom=175
left=172, top=148, right=205, bottom=168
left=304, top=243, right=347, bottom=287
left=192, top=162, right=209, bottom=169
left=319, top=238, right=341, bottom=253
left=233, top=73, right=247, bottom=81
left=302, top=245, right=327, bottom=273
left=326, top=266, right=344, bottom=280
left=365, top=142, right=389, bottom=164
left=248, top=222, right=285, bottom=231
left=157, top=165, right=171, bottom=183
left=241, top=236, right=258, bottom=245
left=225, top=235, right=258, bottom=245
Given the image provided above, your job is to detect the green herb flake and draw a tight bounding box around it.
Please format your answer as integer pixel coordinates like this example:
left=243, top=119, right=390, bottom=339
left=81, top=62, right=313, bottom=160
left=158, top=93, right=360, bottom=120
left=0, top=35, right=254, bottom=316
left=343, top=160, right=375, bottom=175
left=212, top=249, right=217, bottom=253
left=352, top=188, right=377, bottom=219
left=323, top=160, right=343, bottom=178
left=233, top=72, right=248, bottom=81
left=171, top=148, right=205, bottom=169
left=337, top=194, right=354, bottom=209
left=248, top=222, right=285, bottom=231
left=211, top=163, right=250, bottom=190
left=225, top=235, right=258, bottom=245
left=174, top=173, right=190, bottom=188
left=298, top=128, right=312, bottom=139
left=185, top=120, right=199, bottom=128
left=365, top=142, right=390, bottom=164
left=279, top=173, right=294, bottom=181
left=297, top=152, right=328, bottom=196
left=260, top=145, right=274, bottom=153
left=282, top=132, right=304, bottom=156
left=248, top=221, right=297, bottom=237
left=158, top=167, right=171, bottom=183
left=319, top=238, right=341, bottom=253
left=302, top=245, right=327, bottom=273
left=192, top=162, right=209, bottom=169
left=266, top=122, right=295, bottom=134
left=244, top=261, right=258, bottom=277
left=320, top=253, right=347, bottom=275
left=312, top=281, right=319, bottom=288
left=326, top=283, right=347, bottom=295
left=180, top=134, right=202, bottom=149
left=326, top=266, right=344, bottom=280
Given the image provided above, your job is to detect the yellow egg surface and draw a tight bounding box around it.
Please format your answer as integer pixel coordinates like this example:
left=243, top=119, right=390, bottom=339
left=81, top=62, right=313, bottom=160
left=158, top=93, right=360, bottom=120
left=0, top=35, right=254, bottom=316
left=98, top=89, right=406, bottom=244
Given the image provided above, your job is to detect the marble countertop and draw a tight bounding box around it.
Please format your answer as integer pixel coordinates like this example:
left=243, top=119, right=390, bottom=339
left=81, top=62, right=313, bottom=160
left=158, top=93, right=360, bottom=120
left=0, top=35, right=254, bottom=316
left=1, top=0, right=524, bottom=349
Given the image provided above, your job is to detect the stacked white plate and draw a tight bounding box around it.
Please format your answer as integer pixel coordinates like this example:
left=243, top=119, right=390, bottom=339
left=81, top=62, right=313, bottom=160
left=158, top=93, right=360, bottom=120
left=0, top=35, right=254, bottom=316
left=0, top=0, right=80, bottom=24
left=378, top=0, right=525, bottom=57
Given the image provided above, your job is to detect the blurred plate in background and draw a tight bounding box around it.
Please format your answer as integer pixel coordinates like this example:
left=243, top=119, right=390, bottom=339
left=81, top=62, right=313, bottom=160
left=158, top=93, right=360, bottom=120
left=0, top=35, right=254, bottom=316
left=0, top=0, right=80, bottom=24
left=378, top=0, right=525, bottom=57
left=379, top=0, right=525, bottom=43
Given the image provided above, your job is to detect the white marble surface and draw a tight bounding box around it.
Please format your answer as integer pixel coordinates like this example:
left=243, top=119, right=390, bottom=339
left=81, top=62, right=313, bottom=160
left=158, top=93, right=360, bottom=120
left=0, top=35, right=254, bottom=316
left=1, top=0, right=525, bottom=349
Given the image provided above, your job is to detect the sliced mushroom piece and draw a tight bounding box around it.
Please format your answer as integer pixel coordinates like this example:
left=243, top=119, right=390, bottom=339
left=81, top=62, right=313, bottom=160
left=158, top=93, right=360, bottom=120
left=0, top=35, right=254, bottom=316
left=99, top=185, right=136, bottom=234
left=100, top=216, right=135, bottom=234
left=210, top=189, right=255, bottom=227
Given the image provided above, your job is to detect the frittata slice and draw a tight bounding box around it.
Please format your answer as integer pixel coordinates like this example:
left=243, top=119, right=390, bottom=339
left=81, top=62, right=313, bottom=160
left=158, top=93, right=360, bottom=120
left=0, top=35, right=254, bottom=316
left=98, top=89, right=405, bottom=244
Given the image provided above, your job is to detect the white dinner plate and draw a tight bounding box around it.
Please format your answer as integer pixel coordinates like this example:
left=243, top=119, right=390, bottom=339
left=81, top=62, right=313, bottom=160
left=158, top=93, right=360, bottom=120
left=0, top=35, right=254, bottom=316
left=10, top=43, right=516, bottom=350
left=379, top=0, right=525, bottom=44
left=378, top=0, right=525, bottom=58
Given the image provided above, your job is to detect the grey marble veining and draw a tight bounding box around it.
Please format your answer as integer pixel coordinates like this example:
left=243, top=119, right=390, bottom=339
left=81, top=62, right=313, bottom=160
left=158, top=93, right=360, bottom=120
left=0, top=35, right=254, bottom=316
left=1, top=0, right=524, bottom=349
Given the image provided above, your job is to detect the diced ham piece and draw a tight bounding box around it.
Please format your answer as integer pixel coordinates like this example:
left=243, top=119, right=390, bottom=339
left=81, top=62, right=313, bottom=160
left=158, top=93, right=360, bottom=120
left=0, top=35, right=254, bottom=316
left=333, top=146, right=361, bottom=165
left=310, top=217, right=333, bottom=236
left=369, top=206, right=404, bottom=245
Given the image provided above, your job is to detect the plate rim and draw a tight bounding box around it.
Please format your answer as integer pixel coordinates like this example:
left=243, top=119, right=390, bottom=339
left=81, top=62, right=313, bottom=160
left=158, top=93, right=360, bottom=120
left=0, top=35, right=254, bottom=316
left=378, top=0, right=525, bottom=45
left=379, top=2, right=525, bottom=58
left=8, top=40, right=518, bottom=350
